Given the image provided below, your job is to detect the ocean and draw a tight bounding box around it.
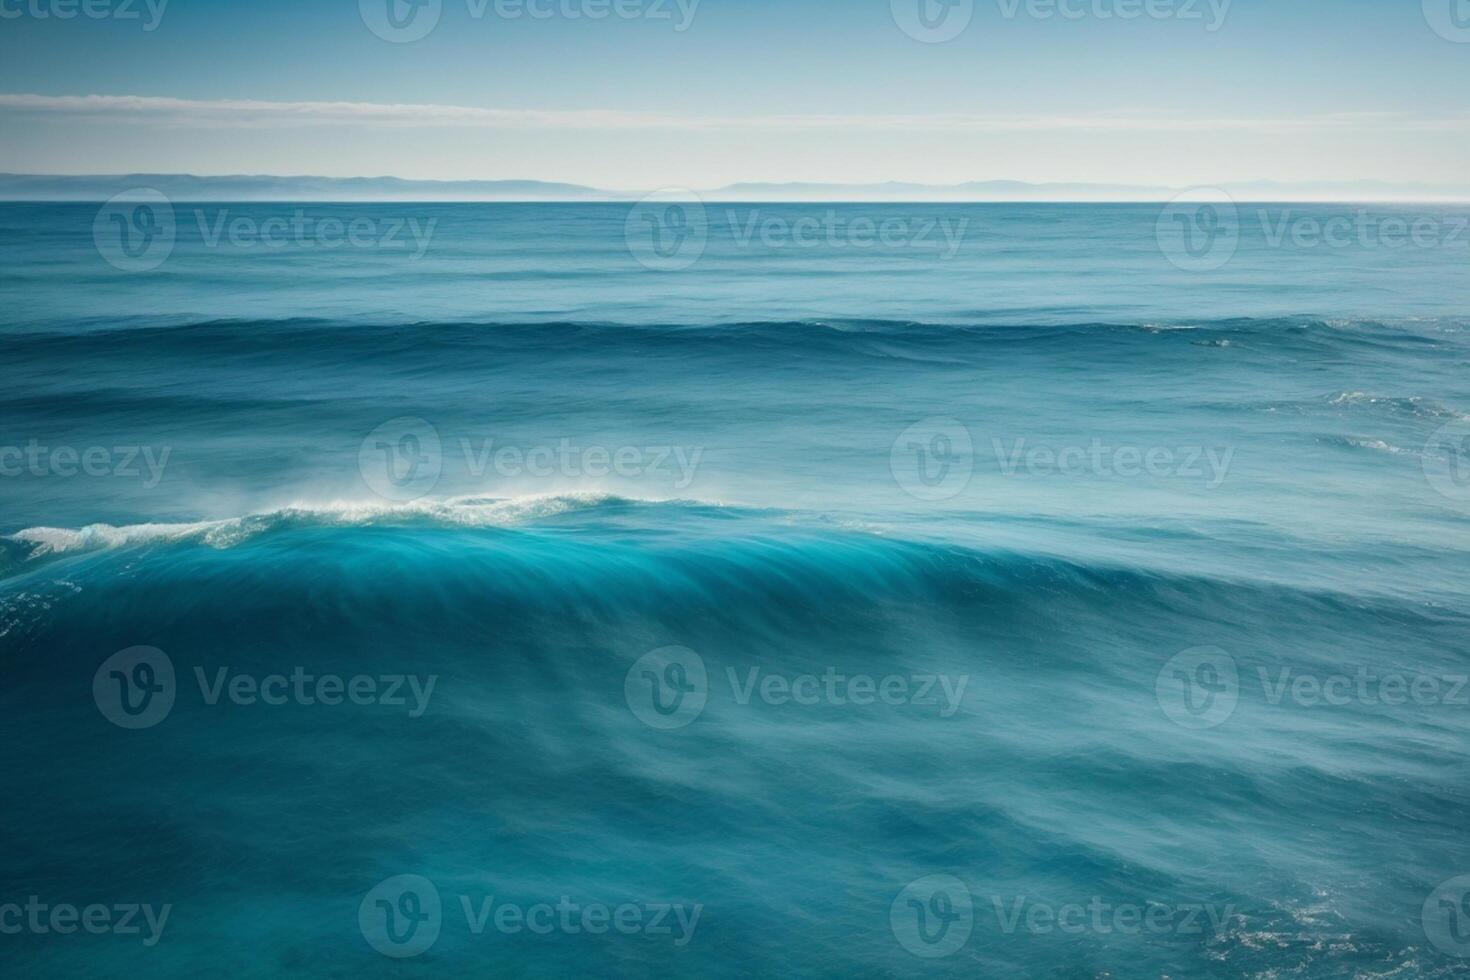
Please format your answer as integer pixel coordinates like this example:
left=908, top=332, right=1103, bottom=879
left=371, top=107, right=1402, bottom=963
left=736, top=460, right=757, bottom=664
left=2, top=200, right=1469, bottom=978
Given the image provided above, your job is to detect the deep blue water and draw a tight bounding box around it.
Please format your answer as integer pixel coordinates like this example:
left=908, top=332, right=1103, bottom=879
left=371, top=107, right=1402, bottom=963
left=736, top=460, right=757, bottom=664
left=2, top=202, right=1470, bottom=978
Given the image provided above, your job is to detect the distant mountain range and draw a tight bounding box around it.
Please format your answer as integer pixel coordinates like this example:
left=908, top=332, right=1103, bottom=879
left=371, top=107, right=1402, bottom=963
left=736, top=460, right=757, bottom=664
left=0, top=174, right=612, bottom=202
left=2, top=173, right=1467, bottom=202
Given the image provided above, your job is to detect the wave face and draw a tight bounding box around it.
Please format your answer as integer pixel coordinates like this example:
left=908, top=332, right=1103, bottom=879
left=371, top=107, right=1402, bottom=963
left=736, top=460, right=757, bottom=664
left=3, top=204, right=1470, bottom=978
left=4, top=499, right=1470, bottom=977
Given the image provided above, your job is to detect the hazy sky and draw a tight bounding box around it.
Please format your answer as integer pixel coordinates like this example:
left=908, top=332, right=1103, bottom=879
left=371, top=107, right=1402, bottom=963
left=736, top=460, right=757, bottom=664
left=0, top=0, right=1466, bottom=188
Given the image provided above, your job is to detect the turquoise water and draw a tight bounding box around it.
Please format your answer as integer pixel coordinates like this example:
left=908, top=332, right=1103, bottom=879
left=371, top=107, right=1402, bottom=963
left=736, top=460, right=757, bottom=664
left=2, top=202, right=1470, bottom=977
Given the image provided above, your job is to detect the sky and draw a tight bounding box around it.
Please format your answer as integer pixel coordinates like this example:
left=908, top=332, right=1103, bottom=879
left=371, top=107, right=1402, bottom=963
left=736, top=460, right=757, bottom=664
left=0, top=0, right=1467, bottom=189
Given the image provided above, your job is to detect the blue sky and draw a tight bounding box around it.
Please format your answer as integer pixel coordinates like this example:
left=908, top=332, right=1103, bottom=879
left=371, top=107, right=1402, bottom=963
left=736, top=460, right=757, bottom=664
left=0, top=0, right=1466, bottom=188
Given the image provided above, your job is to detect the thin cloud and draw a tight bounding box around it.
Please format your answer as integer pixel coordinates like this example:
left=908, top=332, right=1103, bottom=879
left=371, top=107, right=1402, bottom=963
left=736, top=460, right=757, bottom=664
left=2, top=93, right=1466, bottom=133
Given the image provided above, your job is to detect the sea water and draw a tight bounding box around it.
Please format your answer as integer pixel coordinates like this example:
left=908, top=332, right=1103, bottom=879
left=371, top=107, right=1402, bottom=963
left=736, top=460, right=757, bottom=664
left=1, top=202, right=1469, bottom=977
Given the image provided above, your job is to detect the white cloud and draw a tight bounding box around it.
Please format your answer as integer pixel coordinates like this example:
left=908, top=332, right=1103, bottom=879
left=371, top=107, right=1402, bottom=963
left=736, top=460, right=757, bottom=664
left=2, top=93, right=1466, bottom=134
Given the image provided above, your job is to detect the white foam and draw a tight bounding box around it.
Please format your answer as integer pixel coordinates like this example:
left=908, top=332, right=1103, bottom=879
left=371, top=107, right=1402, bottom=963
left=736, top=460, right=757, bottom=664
left=13, top=521, right=222, bottom=557
left=1344, top=438, right=1414, bottom=456
left=7, top=492, right=692, bottom=559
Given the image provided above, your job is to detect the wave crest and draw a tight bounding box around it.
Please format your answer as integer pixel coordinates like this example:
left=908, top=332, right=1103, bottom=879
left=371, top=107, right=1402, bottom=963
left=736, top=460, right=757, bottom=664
left=6, top=493, right=711, bottom=560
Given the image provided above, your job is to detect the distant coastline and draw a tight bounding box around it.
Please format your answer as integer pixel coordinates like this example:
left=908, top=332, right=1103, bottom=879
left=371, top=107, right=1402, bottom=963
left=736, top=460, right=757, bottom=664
left=3, top=173, right=1468, bottom=203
